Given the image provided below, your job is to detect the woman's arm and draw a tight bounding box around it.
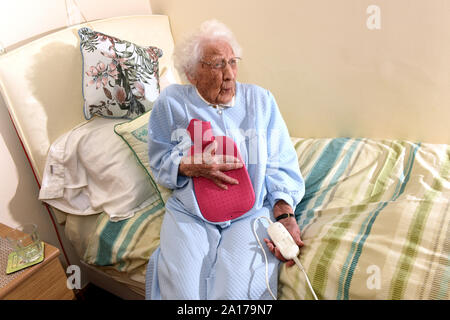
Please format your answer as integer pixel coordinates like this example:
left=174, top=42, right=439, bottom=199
left=263, top=90, right=306, bottom=266
left=147, top=95, right=191, bottom=190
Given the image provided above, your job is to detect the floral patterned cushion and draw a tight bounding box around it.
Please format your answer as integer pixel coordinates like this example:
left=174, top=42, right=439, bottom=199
left=78, top=27, right=163, bottom=119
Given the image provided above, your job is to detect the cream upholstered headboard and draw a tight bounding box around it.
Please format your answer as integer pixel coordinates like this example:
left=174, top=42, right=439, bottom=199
left=0, top=14, right=179, bottom=184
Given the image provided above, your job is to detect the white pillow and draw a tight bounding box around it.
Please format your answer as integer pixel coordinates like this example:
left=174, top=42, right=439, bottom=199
left=39, top=117, right=159, bottom=222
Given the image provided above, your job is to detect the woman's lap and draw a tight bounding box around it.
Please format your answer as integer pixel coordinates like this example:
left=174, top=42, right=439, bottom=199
left=147, top=204, right=279, bottom=299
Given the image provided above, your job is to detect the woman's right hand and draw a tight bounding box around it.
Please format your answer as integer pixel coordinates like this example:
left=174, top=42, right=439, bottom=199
left=178, top=140, right=243, bottom=190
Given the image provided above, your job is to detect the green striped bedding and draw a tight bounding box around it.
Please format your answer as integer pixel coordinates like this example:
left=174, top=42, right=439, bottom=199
left=83, top=200, right=165, bottom=281
left=83, top=138, right=450, bottom=299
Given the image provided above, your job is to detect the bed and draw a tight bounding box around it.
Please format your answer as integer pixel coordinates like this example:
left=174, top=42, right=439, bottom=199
left=0, top=14, right=448, bottom=300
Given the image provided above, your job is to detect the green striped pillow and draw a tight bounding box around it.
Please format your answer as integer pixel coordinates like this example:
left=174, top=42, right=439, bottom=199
left=114, top=111, right=173, bottom=205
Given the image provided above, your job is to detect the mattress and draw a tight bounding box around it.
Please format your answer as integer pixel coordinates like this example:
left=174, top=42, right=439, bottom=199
left=70, top=137, right=449, bottom=300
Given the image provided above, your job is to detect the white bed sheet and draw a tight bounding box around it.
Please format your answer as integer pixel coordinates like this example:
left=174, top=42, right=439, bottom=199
left=38, top=117, right=158, bottom=222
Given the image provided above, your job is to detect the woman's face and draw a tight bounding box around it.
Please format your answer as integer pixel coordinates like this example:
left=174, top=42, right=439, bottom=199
left=187, top=40, right=237, bottom=105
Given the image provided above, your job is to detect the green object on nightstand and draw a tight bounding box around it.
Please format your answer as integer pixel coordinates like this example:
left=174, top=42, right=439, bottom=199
left=6, top=242, right=45, bottom=274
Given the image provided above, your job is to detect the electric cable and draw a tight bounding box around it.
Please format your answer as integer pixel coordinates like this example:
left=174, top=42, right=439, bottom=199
left=252, top=216, right=277, bottom=300
left=293, top=256, right=319, bottom=300
left=253, top=216, right=319, bottom=300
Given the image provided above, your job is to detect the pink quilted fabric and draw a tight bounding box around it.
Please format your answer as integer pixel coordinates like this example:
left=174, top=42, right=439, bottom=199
left=187, top=119, right=255, bottom=222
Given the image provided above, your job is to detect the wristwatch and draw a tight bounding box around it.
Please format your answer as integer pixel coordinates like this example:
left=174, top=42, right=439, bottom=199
left=275, top=213, right=295, bottom=221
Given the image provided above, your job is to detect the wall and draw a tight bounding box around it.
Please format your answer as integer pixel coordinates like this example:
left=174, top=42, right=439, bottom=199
left=0, top=0, right=152, bottom=284
left=0, top=0, right=152, bottom=49
left=0, top=98, right=67, bottom=254
left=151, top=0, right=450, bottom=143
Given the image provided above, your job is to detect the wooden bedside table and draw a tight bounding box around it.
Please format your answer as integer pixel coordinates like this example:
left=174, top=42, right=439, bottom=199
left=0, top=223, right=75, bottom=300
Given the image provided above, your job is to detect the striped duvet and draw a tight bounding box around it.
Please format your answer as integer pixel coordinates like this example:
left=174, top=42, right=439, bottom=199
left=83, top=138, right=450, bottom=299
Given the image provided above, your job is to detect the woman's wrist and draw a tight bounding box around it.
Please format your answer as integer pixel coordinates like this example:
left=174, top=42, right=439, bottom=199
left=275, top=213, right=295, bottom=221
left=178, top=162, right=188, bottom=177
left=273, top=199, right=294, bottom=220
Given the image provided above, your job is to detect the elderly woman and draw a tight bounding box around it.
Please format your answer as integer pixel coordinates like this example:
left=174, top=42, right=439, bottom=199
left=145, top=20, right=305, bottom=300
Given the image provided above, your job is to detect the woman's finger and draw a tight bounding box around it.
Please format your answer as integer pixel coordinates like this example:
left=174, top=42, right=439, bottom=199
left=264, top=238, right=289, bottom=262
left=215, top=162, right=243, bottom=172
left=274, top=247, right=287, bottom=261
left=215, top=154, right=242, bottom=164
left=212, top=179, right=229, bottom=190
left=285, top=260, right=296, bottom=267
left=264, top=238, right=274, bottom=252
left=264, top=239, right=297, bottom=266
left=212, top=171, right=239, bottom=185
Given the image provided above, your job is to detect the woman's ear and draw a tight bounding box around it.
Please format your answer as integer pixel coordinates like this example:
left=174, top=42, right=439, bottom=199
left=186, top=71, right=198, bottom=86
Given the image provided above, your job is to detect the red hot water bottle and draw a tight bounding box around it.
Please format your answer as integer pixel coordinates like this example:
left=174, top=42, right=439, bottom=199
left=187, top=119, right=255, bottom=222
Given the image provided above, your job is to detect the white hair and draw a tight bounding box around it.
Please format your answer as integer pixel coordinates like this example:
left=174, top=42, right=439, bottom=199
left=173, top=19, right=242, bottom=83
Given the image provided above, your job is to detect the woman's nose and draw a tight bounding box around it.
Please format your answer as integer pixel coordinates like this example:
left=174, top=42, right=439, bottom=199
left=222, top=63, right=235, bottom=81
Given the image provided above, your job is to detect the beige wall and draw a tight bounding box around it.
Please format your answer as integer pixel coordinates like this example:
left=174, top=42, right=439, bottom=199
left=151, top=0, right=450, bottom=143
left=0, top=0, right=152, bottom=49
left=0, top=0, right=152, bottom=274
left=0, top=97, right=75, bottom=264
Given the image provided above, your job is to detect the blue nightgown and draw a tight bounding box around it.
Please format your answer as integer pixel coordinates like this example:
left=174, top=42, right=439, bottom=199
left=145, top=82, right=304, bottom=299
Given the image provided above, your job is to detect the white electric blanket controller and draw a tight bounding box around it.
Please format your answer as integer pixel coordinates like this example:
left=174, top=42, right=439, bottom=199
left=267, top=222, right=300, bottom=260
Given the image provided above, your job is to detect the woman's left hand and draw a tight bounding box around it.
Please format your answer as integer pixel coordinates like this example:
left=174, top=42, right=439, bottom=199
left=264, top=200, right=304, bottom=267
